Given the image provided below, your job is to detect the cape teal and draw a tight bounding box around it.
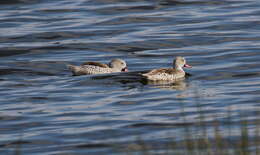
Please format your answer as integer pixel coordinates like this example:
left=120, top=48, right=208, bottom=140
left=68, top=58, right=128, bottom=76
left=142, top=56, right=192, bottom=81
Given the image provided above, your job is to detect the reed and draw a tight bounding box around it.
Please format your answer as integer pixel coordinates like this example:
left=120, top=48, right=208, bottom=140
left=122, top=93, right=260, bottom=155
left=122, top=115, right=259, bottom=155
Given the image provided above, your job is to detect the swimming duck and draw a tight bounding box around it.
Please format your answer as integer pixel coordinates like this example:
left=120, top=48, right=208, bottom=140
left=67, top=58, right=128, bottom=76
left=142, top=56, right=192, bottom=81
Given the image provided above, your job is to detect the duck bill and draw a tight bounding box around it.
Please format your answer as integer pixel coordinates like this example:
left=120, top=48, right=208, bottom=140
left=184, top=64, right=192, bottom=68
left=122, top=67, right=128, bottom=72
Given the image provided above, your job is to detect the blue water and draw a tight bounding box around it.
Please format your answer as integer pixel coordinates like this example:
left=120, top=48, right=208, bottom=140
left=1, top=0, right=260, bottom=154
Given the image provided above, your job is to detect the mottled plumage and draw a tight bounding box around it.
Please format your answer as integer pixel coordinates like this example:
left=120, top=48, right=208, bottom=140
left=80, top=62, right=109, bottom=68
left=142, top=56, right=192, bottom=81
left=67, top=59, right=128, bottom=76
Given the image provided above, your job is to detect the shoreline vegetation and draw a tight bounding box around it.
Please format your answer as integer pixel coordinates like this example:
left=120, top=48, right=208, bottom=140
left=120, top=99, right=260, bottom=155
left=121, top=117, right=260, bottom=155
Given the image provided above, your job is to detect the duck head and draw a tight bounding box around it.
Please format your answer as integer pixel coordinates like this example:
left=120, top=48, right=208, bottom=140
left=109, top=59, right=128, bottom=72
left=173, top=56, right=192, bottom=71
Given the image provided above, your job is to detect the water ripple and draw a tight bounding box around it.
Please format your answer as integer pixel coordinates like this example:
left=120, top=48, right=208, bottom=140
left=1, top=0, right=260, bottom=154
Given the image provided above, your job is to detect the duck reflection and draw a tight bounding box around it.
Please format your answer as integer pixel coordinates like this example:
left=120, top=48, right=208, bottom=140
left=142, top=78, right=188, bottom=90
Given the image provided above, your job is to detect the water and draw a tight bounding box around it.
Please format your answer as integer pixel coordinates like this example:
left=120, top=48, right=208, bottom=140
left=1, top=0, right=260, bottom=154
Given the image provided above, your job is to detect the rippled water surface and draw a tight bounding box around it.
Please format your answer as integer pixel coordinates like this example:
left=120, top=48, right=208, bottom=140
left=1, top=0, right=260, bottom=154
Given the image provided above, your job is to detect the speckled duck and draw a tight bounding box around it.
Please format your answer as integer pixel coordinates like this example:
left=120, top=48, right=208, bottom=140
left=142, top=56, right=192, bottom=81
left=67, top=58, right=128, bottom=76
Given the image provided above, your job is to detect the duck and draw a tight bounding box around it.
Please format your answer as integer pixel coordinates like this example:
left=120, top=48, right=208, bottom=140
left=142, top=56, right=192, bottom=81
left=67, top=58, right=128, bottom=76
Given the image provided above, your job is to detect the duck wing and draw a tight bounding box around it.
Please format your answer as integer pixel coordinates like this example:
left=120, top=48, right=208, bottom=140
left=81, top=62, right=109, bottom=68
left=142, top=68, right=177, bottom=76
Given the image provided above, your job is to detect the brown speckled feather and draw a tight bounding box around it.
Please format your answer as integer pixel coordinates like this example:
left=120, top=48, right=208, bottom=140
left=144, top=68, right=180, bottom=75
left=81, top=62, right=109, bottom=68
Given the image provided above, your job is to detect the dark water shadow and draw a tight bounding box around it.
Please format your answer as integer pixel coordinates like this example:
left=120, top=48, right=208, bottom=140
left=0, top=0, right=37, bottom=5
left=0, top=48, right=33, bottom=57
left=75, top=143, right=111, bottom=149
left=0, top=68, right=56, bottom=76
left=157, top=0, right=229, bottom=6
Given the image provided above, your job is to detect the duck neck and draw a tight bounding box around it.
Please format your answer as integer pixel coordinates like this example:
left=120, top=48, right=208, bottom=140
left=111, top=67, right=121, bottom=72
left=175, top=65, right=184, bottom=72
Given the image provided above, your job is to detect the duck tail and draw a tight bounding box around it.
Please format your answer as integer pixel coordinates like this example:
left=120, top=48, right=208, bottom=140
left=141, top=73, right=149, bottom=77
left=67, top=64, right=76, bottom=71
left=67, top=64, right=80, bottom=75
